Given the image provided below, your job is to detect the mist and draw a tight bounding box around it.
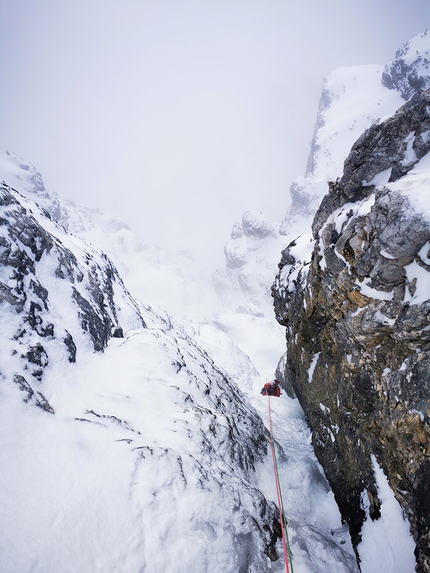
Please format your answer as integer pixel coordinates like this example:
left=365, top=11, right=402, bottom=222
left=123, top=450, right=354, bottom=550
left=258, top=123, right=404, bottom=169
left=0, top=0, right=429, bottom=266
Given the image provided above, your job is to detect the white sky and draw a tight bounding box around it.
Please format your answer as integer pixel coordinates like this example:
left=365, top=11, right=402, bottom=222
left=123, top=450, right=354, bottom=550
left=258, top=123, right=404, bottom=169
left=0, top=0, right=429, bottom=266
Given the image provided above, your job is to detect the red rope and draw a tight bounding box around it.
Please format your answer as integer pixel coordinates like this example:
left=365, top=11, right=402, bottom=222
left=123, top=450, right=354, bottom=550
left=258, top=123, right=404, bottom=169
left=268, top=396, right=290, bottom=573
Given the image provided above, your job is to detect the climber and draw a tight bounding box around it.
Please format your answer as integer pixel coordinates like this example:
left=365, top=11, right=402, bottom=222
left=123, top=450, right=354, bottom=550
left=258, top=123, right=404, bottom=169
left=260, top=379, right=281, bottom=397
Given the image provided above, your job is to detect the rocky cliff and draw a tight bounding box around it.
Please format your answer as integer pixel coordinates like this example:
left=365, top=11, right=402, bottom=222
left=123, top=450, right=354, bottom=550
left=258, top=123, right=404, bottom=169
left=272, top=90, right=430, bottom=572
left=0, top=181, right=145, bottom=411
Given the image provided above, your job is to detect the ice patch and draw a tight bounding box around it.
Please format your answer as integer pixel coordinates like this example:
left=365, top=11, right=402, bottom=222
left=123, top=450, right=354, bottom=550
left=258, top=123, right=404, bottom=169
left=400, top=132, right=418, bottom=167
left=362, top=167, right=392, bottom=188
left=418, top=241, right=430, bottom=265
left=380, top=249, right=395, bottom=260
left=374, top=311, right=395, bottom=326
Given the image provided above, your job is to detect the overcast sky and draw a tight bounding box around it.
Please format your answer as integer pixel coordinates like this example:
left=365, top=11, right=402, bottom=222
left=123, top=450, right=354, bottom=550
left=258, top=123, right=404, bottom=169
left=0, top=0, right=429, bottom=265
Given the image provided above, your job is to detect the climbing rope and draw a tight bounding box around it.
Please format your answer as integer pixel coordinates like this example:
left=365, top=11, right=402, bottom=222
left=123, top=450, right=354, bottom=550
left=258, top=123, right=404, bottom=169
left=268, top=396, right=294, bottom=573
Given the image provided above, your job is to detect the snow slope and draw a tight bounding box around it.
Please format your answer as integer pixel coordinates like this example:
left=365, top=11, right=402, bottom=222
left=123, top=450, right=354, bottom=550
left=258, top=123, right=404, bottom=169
left=0, top=323, right=280, bottom=573
left=0, top=182, right=284, bottom=573
left=0, top=159, right=358, bottom=572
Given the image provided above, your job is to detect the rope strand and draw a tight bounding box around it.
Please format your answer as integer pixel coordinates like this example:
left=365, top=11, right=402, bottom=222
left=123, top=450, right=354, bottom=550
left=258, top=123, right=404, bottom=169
left=268, top=396, right=294, bottom=573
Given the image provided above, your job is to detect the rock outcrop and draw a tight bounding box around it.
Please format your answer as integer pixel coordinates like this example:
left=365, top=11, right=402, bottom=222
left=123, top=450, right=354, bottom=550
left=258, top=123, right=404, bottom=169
left=0, top=182, right=145, bottom=410
left=272, top=90, right=430, bottom=572
left=213, top=210, right=287, bottom=314
left=383, top=31, right=430, bottom=100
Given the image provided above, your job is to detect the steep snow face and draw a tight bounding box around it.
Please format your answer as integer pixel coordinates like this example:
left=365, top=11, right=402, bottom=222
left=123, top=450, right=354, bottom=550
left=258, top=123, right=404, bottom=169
left=279, top=65, right=405, bottom=241
left=278, top=30, right=430, bottom=241
left=382, top=31, right=430, bottom=100
left=305, top=65, right=405, bottom=182
left=214, top=211, right=289, bottom=314
left=280, top=31, right=430, bottom=244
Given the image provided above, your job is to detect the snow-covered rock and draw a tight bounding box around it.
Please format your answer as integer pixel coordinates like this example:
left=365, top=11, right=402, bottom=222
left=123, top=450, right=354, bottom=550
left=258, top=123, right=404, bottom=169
left=0, top=181, right=144, bottom=401
left=272, top=30, right=430, bottom=573
left=0, top=152, right=221, bottom=322
left=382, top=30, right=430, bottom=100
left=273, top=86, right=430, bottom=573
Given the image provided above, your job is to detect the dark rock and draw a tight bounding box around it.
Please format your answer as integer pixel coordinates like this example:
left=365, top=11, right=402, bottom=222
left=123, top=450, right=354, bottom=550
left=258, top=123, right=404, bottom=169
left=273, top=90, right=430, bottom=572
left=312, top=90, right=430, bottom=237
left=13, top=374, right=54, bottom=413
left=1, top=182, right=145, bottom=408
left=13, top=374, right=34, bottom=402
left=25, top=342, right=48, bottom=367
left=35, top=391, right=55, bottom=414
left=382, top=32, right=430, bottom=100
left=64, top=331, right=77, bottom=362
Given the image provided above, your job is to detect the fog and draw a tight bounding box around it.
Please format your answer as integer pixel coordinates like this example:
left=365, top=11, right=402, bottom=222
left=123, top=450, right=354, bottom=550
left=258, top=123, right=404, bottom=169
left=0, top=0, right=429, bottom=265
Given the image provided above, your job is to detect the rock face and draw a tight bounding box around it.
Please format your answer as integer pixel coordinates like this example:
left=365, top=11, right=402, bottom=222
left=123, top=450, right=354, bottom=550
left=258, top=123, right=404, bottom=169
left=382, top=31, right=430, bottom=100
left=272, top=91, right=430, bottom=572
left=0, top=182, right=145, bottom=410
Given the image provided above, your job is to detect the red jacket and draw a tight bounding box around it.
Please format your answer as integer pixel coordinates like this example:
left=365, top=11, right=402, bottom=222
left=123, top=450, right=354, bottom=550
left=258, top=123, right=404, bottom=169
left=260, top=380, right=281, bottom=397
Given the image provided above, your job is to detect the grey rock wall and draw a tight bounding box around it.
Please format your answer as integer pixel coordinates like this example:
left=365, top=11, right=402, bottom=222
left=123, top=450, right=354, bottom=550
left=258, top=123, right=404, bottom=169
left=273, top=91, right=430, bottom=572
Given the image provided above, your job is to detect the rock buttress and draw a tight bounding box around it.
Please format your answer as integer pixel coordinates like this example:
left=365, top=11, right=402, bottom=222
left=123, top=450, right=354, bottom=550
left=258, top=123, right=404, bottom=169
left=273, top=90, right=430, bottom=573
